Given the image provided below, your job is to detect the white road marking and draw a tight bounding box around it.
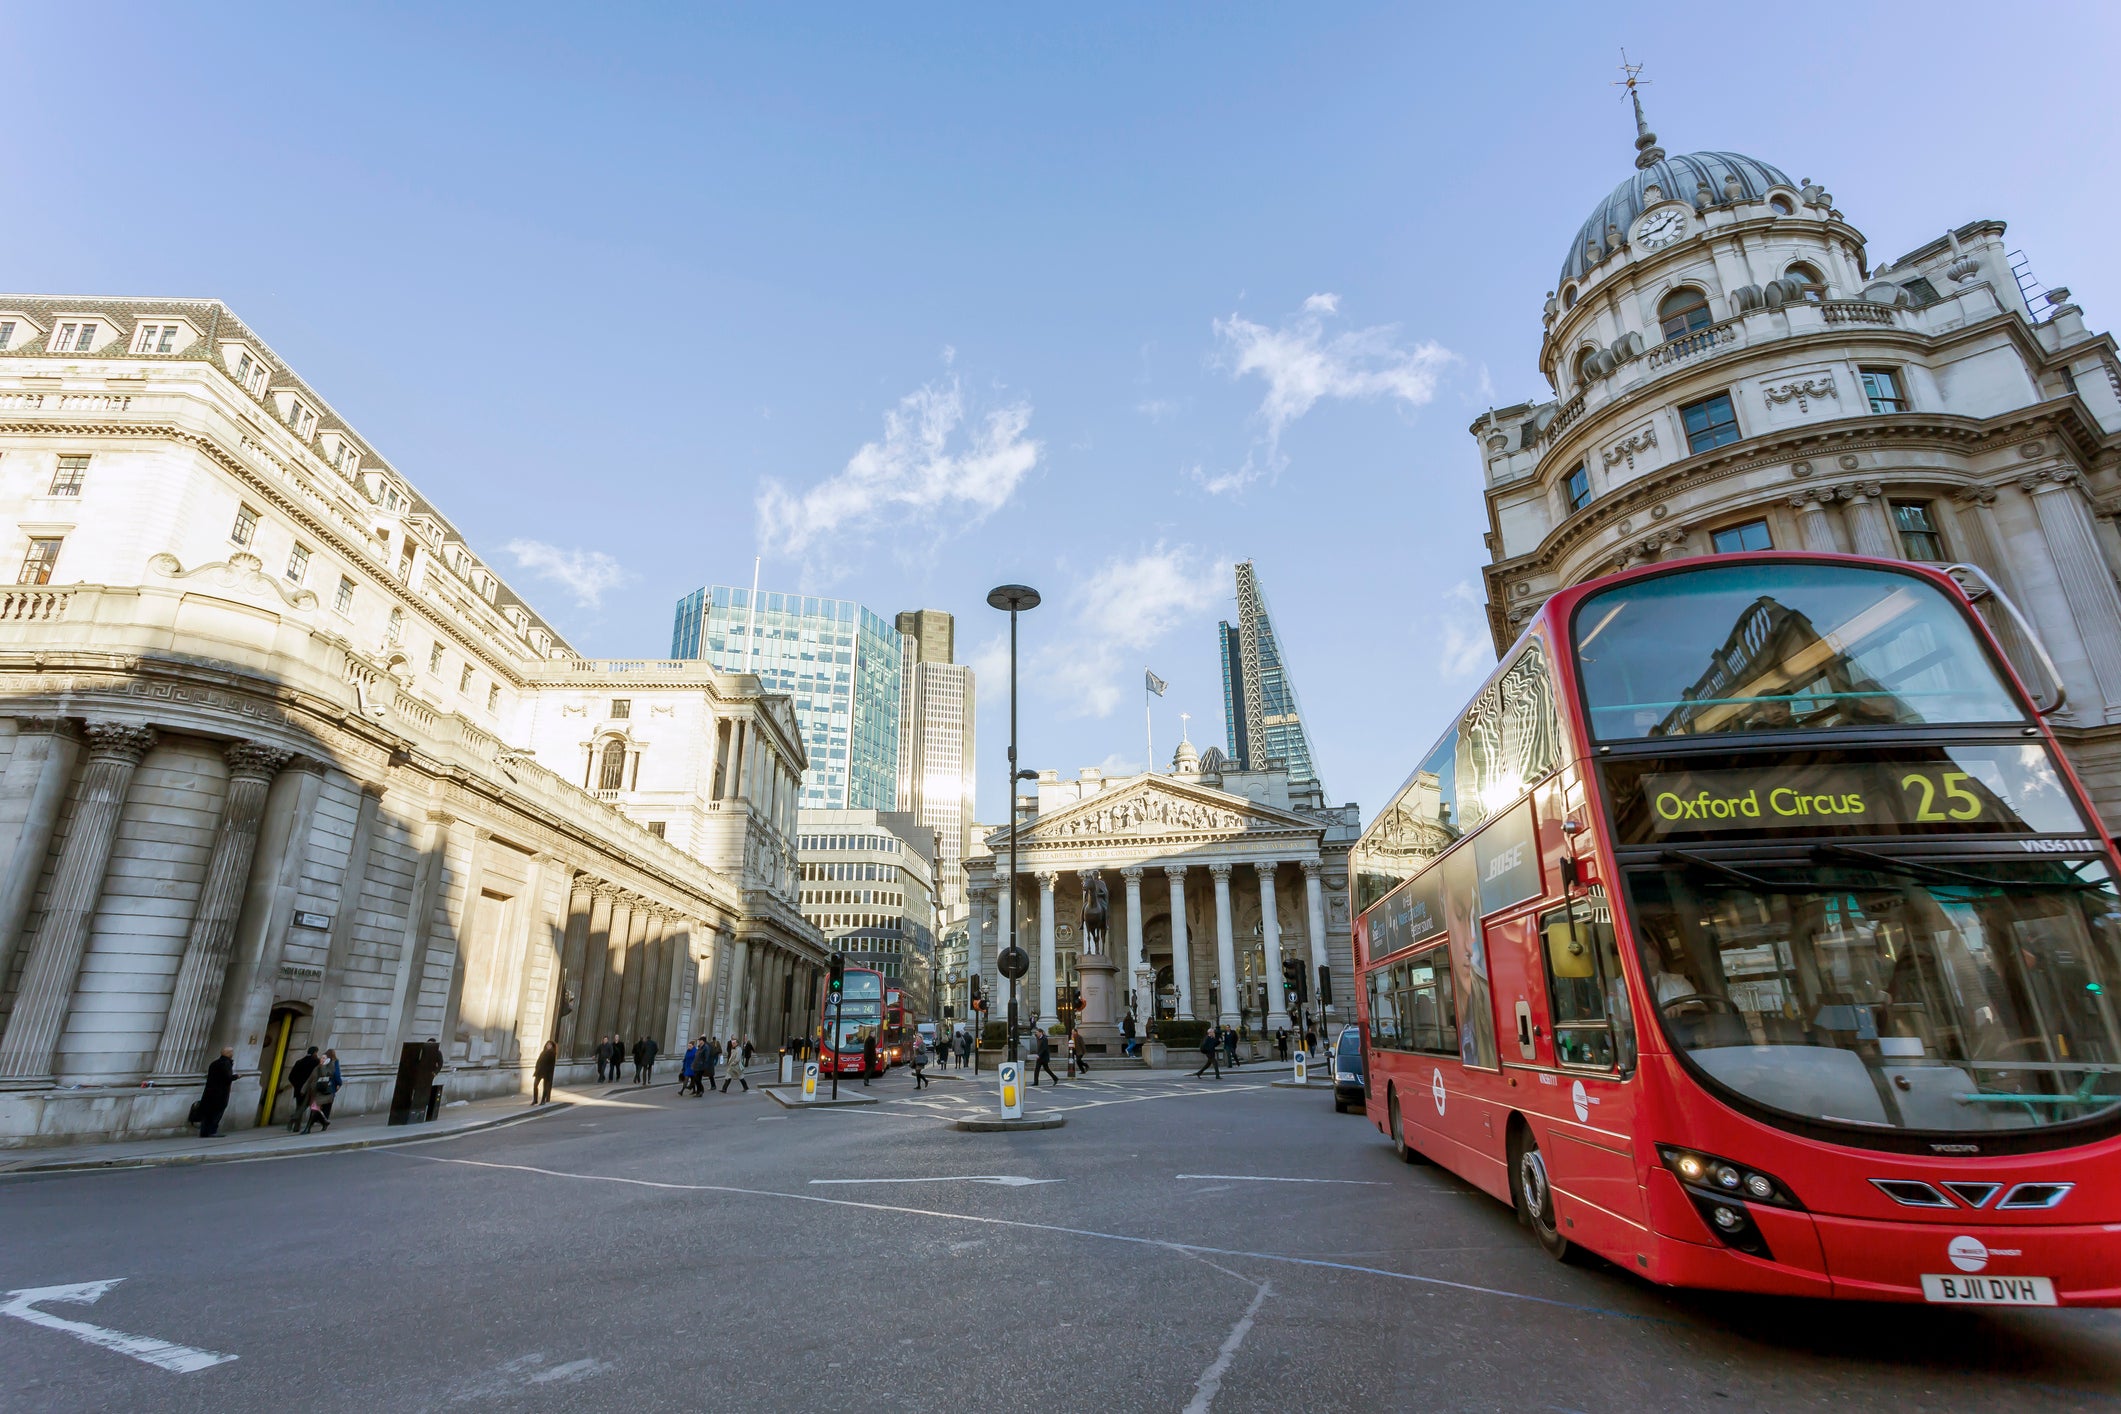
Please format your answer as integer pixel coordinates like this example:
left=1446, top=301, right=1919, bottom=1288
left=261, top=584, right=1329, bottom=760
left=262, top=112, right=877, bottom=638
left=1175, top=1173, right=1386, bottom=1186
left=1182, top=1272, right=1271, bottom=1414
left=398, top=1153, right=1669, bottom=1322
left=809, top=1175, right=1061, bottom=1187
left=1, top=1279, right=237, bottom=1374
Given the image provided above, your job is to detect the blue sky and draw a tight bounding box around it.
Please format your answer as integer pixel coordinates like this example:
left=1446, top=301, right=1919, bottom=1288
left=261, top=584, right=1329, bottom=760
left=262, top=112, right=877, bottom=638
left=11, top=3, right=2118, bottom=820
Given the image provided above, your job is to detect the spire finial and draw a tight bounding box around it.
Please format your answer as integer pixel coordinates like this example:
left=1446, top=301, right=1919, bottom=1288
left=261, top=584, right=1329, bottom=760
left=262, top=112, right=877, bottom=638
left=1179, top=711, right=1192, bottom=744
left=1614, top=49, right=1664, bottom=170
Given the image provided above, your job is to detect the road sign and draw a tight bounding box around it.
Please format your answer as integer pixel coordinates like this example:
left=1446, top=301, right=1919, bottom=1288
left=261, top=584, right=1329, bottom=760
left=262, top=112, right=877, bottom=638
left=997, top=945, right=1029, bottom=980
left=998, top=1061, right=1022, bottom=1118
left=801, top=1061, right=819, bottom=1102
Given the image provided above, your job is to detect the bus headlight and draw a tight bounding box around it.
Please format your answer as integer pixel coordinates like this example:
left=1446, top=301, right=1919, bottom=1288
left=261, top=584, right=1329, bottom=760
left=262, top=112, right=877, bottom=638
left=1658, top=1145, right=1805, bottom=1260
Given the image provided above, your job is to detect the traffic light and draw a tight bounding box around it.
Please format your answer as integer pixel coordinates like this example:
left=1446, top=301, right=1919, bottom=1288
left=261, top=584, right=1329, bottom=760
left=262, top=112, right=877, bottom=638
left=970, top=975, right=983, bottom=1004
left=1281, top=956, right=1302, bottom=1001
left=1316, top=963, right=1333, bottom=1007
left=827, top=953, right=845, bottom=995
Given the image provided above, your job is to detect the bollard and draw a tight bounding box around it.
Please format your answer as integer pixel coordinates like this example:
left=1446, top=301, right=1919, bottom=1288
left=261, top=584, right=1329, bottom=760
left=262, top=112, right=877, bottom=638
left=801, top=1061, right=819, bottom=1103
left=998, top=1061, right=1022, bottom=1119
left=1294, top=1052, right=1308, bottom=1085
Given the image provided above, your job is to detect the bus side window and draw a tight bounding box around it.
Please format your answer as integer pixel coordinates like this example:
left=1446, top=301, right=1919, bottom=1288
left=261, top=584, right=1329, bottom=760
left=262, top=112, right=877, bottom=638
left=1541, top=900, right=1635, bottom=1073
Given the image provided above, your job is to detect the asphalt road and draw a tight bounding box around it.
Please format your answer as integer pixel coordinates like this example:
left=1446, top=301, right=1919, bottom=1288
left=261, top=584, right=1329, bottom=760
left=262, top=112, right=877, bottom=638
left=3, top=1065, right=2119, bottom=1413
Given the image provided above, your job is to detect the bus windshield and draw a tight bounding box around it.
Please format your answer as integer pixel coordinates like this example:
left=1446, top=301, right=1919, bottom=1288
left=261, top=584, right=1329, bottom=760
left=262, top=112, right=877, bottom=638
left=1575, top=562, right=2025, bottom=741
left=1626, top=856, right=2121, bottom=1136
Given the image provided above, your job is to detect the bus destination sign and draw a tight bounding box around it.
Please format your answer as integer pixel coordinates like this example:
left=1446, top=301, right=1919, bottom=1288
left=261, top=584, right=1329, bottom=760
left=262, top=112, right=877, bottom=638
left=1628, top=747, right=2089, bottom=841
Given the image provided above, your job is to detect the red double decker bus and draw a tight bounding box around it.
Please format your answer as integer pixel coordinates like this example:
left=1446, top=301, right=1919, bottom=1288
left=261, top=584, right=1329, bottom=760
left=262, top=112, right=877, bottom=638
left=881, top=987, right=912, bottom=1067
left=817, top=966, right=884, bottom=1076
left=1352, top=553, right=2120, bottom=1306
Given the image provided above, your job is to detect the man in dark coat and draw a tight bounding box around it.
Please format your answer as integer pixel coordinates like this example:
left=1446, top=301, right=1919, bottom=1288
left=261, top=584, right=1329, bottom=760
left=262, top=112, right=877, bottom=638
left=1031, top=1029, right=1061, bottom=1087
left=285, top=1046, right=322, bottom=1132
left=861, top=1033, right=879, bottom=1087
left=639, top=1035, right=658, bottom=1086
left=420, top=1037, right=446, bottom=1120
left=594, top=1034, right=610, bottom=1083
left=1194, top=1025, right=1222, bottom=1079
left=532, top=1039, right=557, bottom=1104
left=196, top=1047, right=238, bottom=1137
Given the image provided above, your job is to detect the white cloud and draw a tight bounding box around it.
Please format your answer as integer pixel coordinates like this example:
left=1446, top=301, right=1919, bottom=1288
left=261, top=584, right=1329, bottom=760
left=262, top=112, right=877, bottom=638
left=1095, top=752, right=1146, bottom=776
left=505, top=539, right=629, bottom=609
left=1028, top=543, right=1226, bottom=719
left=755, top=376, right=1039, bottom=563
left=1202, top=294, right=1455, bottom=495
left=1437, top=581, right=1495, bottom=679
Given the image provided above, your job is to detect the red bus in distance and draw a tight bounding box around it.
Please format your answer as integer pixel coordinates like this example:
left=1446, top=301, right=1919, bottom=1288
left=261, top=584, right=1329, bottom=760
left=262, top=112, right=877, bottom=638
left=1351, top=553, right=2120, bottom=1306
left=817, top=965, right=885, bottom=1076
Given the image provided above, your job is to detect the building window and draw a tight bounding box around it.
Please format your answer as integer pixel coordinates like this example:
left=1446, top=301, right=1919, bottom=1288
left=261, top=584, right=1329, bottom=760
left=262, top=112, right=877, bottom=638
left=334, top=575, right=356, bottom=614
left=1861, top=367, right=1907, bottom=414
left=647, top=821, right=666, bottom=839
left=233, top=350, right=268, bottom=396
left=458, top=665, right=475, bottom=693
left=1768, top=194, right=1794, bottom=215
left=0, top=321, right=15, bottom=349
left=1711, top=519, right=1774, bottom=554
left=1784, top=262, right=1826, bottom=301
left=598, top=740, right=627, bottom=792
left=1565, top=463, right=1592, bottom=511
left=1680, top=393, right=1742, bottom=453
left=1893, top=501, right=1947, bottom=561
left=1571, top=347, right=1598, bottom=388
left=385, top=607, right=403, bottom=646
left=286, top=543, right=310, bottom=584
left=231, top=503, right=260, bottom=546
left=287, top=401, right=317, bottom=438
left=1657, top=287, right=1712, bottom=341
left=429, top=642, right=446, bottom=674
left=133, top=323, right=182, bottom=354
left=49, top=455, right=88, bottom=496
left=486, top=683, right=500, bottom=712
left=333, top=442, right=360, bottom=477
left=397, top=551, right=415, bottom=581
left=17, top=537, right=62, bottom=585
left=51, top=321, right=97, bottom=353
left=610, top=698, right=631, bottom=719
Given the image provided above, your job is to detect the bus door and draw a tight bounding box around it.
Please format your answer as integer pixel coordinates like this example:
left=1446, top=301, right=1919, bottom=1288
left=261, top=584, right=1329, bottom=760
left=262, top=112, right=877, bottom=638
left=1530, top=895, right=1648, bottom=1240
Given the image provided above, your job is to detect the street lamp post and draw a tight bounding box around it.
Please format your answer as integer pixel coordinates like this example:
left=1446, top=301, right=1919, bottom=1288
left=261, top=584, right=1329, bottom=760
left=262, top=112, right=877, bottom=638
left=986, top=583, right=1040, bottom=1066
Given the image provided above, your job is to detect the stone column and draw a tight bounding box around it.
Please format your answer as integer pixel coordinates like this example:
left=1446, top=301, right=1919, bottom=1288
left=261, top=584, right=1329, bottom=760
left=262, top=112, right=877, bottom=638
left=0, top=718, right=83, bottom=991
left=1165, top=865, right=1193, bottom=1020
left=553, top=876, right=594, bottom=1058
left=722, top=937, right=751, bottom=1037
left=0, top=722, right=157, bottom=1081
left=616, top=901, right=651, bottom=1042
left=1839, top=481, right=1898, bottom=559
left=302, top=781, right=384, bottom=1050
left=1209, top=862, right=1239, bottom=1027
left=1121, top=867, right=1146, bottom=1008
left=574, top=885, right=616, bottom=1059
left=148, top=742, right=292, bottom=1079
left=1036, top=871, right=1058, bottom=1029
left=2022, top=466, right=2121, bottom=717
left=388, top=812, right=463, bottom=1053
left=1787, top=488, right=1840, bottom=552
left=598, top=894, right=635, bottom=1043
left=1256, top=862, right=1290, bottom=1032
left=663, top=918, right=691, bottom=1048
left=1302, top=861, right=1330, bottom=989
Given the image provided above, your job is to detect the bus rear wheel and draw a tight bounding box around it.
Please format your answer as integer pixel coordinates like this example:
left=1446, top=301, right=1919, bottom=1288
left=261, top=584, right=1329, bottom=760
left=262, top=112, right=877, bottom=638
left=1388, top=1091, right=1427, bottom=1165
left=1511, top=1129, right=1575, bottom=1263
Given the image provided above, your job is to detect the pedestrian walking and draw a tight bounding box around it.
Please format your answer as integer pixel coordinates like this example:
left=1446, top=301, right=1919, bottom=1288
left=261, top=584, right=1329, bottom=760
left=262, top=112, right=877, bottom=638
left=320, top=1049, right=344, bottom=1121
left=594, top=1034, right=609, bottom=1083
left=680, top=1040, right=698, bottom=1097
left=641, top=1035, right=659, bottom=1085
left=1276, top=1026, right=1290, bottom=1062
left=285, top=1046, right=321, bottom=1132
left=300, top=1061, right=334, bottom=1133
left=861, top=1033, right=878, bottom=1087
left=742, top=1036, right=756, bottom=1067
left=910, top=1032, right=930, bottom=1089
left=1070, top=1026, right=1088, bottom=1075
left=720, top=1042, right=748, bottom=1093
left=1121, top=1013, right=1138, bottom=1058
left=193, top=1047, right=237, bottom=1137
left=1223, top=1026, right=1240, bottom=1070
left=1194, top=1025, right=1222, bottom=1079
left=702, top=1037, right=721, bottom=1092
left=533, top=1039, right=557, bottom=1104
left=1031, top=1030, right=1061, bottom=1087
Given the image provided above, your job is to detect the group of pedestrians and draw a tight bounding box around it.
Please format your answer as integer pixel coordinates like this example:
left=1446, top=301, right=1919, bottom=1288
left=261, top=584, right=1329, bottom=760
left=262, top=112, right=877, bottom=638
left=1193, top=1024, right=1246, bottom=1078
left=589, top=1034, right=663, bottom=1085
left=676, top=1035, right=755, bottom=1094
left=284, top=1045, right=342, bottom=1132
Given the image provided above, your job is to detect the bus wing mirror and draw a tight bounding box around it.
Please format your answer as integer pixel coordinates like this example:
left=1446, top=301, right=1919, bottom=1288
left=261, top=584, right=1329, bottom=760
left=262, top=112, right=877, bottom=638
left=1947, top=562, right=2066, bottom=716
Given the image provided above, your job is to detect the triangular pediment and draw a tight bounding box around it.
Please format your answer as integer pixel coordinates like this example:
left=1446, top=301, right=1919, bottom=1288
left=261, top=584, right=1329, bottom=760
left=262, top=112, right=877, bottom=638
left=991, top=775, right=1321, bottom=851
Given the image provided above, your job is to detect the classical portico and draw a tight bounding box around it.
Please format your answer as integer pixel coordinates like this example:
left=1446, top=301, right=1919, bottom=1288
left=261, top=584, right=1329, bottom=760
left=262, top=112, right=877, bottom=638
left=963, top=760, right=1356, bottom=1042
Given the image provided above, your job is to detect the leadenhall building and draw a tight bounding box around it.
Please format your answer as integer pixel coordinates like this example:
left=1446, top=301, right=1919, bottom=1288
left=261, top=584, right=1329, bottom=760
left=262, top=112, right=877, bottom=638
left=1474, top=95, right=2121, bottom=832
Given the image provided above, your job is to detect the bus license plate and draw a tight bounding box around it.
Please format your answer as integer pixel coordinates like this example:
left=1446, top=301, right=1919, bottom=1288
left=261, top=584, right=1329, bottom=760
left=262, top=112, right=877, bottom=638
left=1920, top=1274, right=2056, bottom=1306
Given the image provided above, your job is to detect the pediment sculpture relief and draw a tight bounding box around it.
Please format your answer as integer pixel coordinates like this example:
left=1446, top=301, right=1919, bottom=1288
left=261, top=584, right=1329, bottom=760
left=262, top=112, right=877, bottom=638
left=1048, top=790, right=1248, bottom=839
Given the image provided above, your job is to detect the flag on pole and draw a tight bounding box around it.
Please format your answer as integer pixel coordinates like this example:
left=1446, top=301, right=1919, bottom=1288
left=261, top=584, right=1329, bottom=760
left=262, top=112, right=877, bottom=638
left=1145, top=669, right=1168, bottom=696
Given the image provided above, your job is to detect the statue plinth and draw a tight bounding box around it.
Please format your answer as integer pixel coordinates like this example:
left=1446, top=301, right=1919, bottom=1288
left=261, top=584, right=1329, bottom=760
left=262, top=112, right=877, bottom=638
left=1075, top=951, right=1122, bottom=1048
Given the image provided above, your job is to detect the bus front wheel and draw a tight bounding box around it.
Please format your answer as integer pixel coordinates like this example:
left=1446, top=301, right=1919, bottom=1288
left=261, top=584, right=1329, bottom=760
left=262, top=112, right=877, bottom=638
left=1511, top=1128, right=1575, bottom=1263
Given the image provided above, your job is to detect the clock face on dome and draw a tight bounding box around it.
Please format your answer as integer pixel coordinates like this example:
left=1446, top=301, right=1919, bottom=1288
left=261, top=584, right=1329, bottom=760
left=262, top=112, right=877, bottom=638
left=1636, top=208, right=1688, bottom=250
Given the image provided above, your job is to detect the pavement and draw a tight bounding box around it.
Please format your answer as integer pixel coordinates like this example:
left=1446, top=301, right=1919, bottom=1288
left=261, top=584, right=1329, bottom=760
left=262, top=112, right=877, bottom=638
left=3, top=1064, right=2118, bottom=1412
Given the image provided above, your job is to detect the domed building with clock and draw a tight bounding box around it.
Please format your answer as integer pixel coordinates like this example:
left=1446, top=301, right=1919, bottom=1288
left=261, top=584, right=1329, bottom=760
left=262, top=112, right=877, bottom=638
left=1474, top=87, right=2121, bottom=827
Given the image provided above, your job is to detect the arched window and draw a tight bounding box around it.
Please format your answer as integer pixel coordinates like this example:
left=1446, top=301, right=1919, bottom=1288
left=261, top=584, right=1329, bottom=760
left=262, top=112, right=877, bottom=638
left=597, top=738, right=627, bottom=792
left=1768, top=194, right=1794, bottom=216
left=1658, top=287, right=1712, bottom=341
left=1562, top=285, right=1579, bottom=311
left=1785, top=262, right=1825, bottom=301
left=1572, top=346, right=1599, bottom=388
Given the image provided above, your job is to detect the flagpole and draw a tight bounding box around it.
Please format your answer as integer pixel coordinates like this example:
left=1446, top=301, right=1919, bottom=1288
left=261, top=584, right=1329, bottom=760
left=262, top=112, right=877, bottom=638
left=1145, top=689, right=1154, bottom=775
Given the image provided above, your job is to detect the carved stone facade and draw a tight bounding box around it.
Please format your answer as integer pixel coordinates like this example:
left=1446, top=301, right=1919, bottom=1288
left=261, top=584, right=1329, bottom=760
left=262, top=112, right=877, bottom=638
left=0, top=295, right=824, bottom=1146
left=1476, top=118, right=2121, bottom=827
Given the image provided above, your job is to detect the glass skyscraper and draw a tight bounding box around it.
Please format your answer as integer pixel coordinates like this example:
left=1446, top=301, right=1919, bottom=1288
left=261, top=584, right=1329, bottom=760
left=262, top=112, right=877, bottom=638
left=1217, top=559, right=1323, bottom=794
left=671, top=585, right=902, bottom=810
